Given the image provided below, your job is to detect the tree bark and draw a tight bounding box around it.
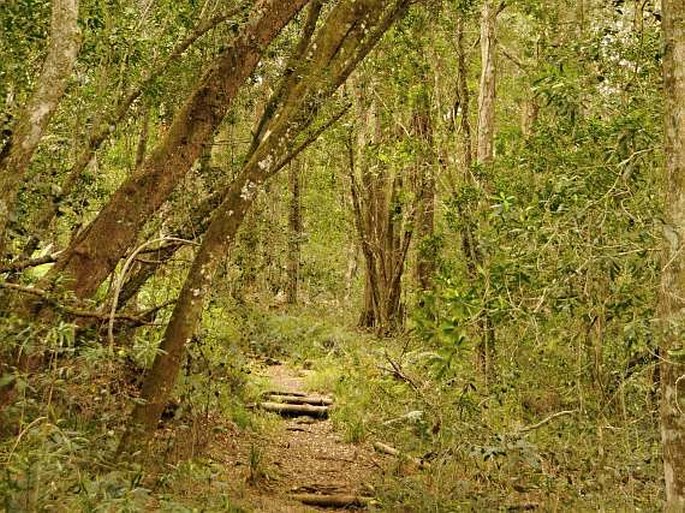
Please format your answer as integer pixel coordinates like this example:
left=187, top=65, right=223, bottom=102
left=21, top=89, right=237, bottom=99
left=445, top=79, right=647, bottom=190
left=477, top=0, right=496, bottom=166
left=413, top=91, right=436, bottom=292
left=0, top=0, right=81, bottom=257
left=43, top=0, right=310, bottom=300
left=450, top=13, right=497, bottom=387
left=659, top=1, right=685, bottom=510
left=474, top=2, right=498, bottom=384
left=133, top=106, right=150, bottom=171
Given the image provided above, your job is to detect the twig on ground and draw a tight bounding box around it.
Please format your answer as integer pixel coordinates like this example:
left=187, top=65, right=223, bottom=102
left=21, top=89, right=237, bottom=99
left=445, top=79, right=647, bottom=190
left=381, top=353, right=421, bottom=393
left=372, top=441, right=429, bottom=469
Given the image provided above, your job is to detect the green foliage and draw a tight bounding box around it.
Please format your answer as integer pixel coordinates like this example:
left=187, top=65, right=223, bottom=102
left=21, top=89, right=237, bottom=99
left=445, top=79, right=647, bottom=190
left=0, top=0, right=50, bottom=105
left=0, top=0, right=670, bottom=510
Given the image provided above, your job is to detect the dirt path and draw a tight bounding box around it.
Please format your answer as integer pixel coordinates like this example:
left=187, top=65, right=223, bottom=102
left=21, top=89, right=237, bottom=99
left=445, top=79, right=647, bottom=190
left=212, top=364, right=382, bottom=512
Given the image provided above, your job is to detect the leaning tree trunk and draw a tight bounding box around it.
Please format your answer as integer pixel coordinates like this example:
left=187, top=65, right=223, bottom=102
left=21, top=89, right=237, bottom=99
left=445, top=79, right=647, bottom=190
left=659, top=1, right=685, bottom=510
left=119, top=166, right=260, bottom=452
left=41, top=0, right=310, bottom=300
left=0, top=0, right=81, bottom=257
left=119, top=0, right=413, bottom=452
left=19, top=7, right=248, bottom=259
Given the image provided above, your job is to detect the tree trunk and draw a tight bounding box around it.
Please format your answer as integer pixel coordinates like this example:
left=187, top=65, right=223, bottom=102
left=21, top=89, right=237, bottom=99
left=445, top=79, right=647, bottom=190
left=43, top=0, right=310, bottom=300
left=659, top=1, right=685, bottom=509
left=117, top=88, right=351, bottom=309
left=286, top=159, right=303, bottom=305
left=119, top=166, right=261, bottom=452
left=348, top=92, right=413, bottom=335
left=474, top=1, right=498, bottom=384
left=0, top=0, right=81, bottom=257
left=133, top=106, right=150, bottom=171
left=452, top=12, right=497, bottom=387
left=477, top=0, right=497, bottom=167
left=413, top=92, right=436, bottom=293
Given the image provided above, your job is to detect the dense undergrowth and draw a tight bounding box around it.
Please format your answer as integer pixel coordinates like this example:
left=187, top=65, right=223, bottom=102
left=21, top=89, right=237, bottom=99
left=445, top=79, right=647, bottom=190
left=0, top=298, right=665, bottom=511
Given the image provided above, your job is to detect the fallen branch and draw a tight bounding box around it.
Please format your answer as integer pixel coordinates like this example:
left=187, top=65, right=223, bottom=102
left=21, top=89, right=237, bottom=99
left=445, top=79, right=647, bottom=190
left=517, top=410, right=576, bottom=434
left=291, top=493, right=369, bottom=508
left=372, top=441, right=429, bottom=469
left=258, top=401, right=329, bottom=419
left=381, top=353, right=421, bottom=393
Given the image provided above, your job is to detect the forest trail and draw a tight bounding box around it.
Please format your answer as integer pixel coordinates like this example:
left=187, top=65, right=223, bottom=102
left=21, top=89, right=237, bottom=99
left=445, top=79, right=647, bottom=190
left=216, top=364, right=382, bottom=512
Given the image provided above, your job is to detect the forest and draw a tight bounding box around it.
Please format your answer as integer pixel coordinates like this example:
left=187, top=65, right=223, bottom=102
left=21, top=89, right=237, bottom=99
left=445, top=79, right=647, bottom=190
left=1, top=0, right=684, bottom=511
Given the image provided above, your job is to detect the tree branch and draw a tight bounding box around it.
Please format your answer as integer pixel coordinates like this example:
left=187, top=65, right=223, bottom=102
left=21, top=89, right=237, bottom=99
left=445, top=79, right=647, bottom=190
left=0, top=282, right=160, bottom=325
left=518, top=410, right=576, bottom=434
left=0, top=253, right=60, bottom=274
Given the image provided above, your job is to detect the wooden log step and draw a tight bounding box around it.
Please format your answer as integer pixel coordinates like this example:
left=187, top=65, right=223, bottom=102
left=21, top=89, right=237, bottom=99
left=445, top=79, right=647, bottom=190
left=291, top=493, right=369, bottom=508
left=291, top=483, right=349, bottom=495
left=266, top=390, right=308, bottom=397
left=259, top=401, right=329, bottom=418
left=267, top=394, right=333, bottom=406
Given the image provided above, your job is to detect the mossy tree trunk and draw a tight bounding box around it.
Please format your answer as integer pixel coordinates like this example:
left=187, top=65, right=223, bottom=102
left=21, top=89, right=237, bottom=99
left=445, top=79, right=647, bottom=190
left=18, top=8, right=246, bottom=259
left=659, top=1, right=685, bottom=509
